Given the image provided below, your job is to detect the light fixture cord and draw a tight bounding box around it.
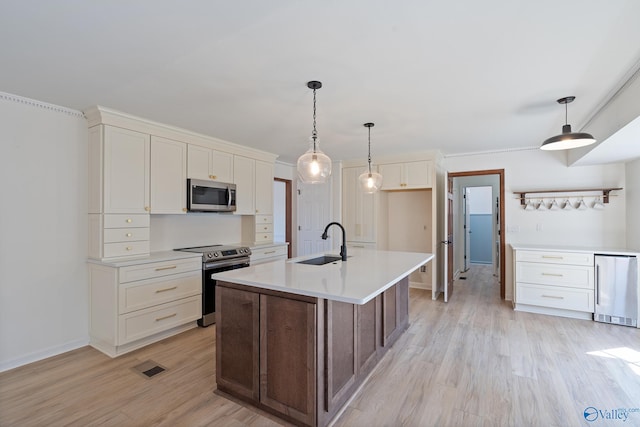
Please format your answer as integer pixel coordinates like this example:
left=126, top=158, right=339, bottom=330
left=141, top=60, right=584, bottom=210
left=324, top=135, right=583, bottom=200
left=312, top=87, right=317, bottom=152
left=367, top=125, right=372, bottom=174
left=565, top=101, right=568, bottom=125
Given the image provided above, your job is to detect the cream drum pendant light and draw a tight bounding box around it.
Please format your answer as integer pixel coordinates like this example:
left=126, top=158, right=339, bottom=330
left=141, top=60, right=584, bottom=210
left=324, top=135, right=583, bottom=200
left=540, top=96, right=596, bottom=150
left=297, top=81, right=332, bottom=183
left=358, top=122, right=383, bottom=193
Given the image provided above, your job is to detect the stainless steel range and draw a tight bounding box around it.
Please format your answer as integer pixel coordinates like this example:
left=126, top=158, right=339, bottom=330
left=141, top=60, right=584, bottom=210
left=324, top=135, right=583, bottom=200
left=175, top=244, right=251, bottom=327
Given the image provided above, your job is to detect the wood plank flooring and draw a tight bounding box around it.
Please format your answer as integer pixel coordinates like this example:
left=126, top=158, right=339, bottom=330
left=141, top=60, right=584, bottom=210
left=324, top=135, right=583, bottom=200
left=1, top=265, right=639, bottom=426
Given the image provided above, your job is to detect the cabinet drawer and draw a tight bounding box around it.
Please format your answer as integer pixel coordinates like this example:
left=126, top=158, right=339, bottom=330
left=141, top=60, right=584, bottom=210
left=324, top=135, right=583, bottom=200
left=516, top=250, right=593, bottom=266
left=104, top=227, right=150, bottom=243
left=251, top=245, right=288, bottom=262
left=255, top=222, right=274, bottom=233
left=104, top=214, right=150, bottom=229
left=103, top=241, right=150, bottom=259
left=255, top=214, right=273, bottom=224
left=516, top=262, right=593, bottom=289
left=119, top=271, right=201, bottom=314
left=255, top=233, right=273, bottom=243
left=117, top=296, right=201, bottom=345
left=516, top=283, right=594, bottom=312
left=119, top=258, right=202, bottom=283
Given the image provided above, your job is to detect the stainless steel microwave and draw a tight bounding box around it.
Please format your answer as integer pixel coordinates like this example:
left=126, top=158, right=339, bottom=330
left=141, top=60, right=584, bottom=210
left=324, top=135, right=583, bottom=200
left=187, top=179, right=237, bottom=212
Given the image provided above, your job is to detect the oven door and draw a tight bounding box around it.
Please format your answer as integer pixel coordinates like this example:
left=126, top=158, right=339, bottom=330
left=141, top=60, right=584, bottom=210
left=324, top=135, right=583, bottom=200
left=200, top=256, right=250, bottom=327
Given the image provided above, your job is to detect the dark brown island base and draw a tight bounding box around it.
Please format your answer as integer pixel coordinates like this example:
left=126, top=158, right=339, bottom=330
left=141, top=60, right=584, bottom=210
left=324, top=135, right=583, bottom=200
left=215, top=276, right=410, bottom=427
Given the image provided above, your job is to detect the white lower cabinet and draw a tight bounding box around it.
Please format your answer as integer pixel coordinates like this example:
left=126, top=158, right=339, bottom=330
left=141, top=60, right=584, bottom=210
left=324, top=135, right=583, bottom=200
left=514, top=248, right=594, bottom=320
left=89, top=255, right=202, bottom=357
left=249, top=243, right=288, bottom=265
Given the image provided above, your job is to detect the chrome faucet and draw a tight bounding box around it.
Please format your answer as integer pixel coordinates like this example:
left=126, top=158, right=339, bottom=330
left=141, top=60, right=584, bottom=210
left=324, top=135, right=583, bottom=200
left=321, top=222, right=347, bottom=261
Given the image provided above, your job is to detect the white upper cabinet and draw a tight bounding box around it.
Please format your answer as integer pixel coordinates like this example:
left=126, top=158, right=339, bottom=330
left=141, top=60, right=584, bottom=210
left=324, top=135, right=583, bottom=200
left=233, top=155, right=256, bottom=215
left=379, top=160, right=432, bottom=190
left=255, top=160, right=274, bottom=215
left=187, top=145, right=233, bottom=183
left=150, top=136, right=187, bottom=214
left=103, top=126, right=150, bottom=214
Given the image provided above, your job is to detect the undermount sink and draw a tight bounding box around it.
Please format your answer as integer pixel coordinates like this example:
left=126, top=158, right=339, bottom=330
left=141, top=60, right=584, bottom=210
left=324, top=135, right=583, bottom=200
left=296, top=255, right=344, bottom=265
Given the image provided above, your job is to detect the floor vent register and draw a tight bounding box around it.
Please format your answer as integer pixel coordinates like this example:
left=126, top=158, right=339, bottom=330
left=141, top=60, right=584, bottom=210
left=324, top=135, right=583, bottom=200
left=131, top=360, right=167, bottom=379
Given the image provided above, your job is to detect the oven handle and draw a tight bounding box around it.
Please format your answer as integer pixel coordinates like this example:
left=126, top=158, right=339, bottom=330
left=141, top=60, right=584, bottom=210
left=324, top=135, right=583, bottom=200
left=227, top=186, right=232, bottom=209
left=204, top=256, right=251, bottom=271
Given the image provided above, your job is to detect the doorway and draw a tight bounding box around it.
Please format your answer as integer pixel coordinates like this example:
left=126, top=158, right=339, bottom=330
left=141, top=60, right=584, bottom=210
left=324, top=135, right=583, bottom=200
left=274, top=178, right=292, bottom=258
left=448, top=170, right=505, bottom=299
left=465, top=186, right=493, bottom=266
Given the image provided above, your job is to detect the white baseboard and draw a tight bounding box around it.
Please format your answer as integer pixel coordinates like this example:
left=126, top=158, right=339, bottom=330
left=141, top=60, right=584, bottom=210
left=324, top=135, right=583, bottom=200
left=0, top=337, right=89, bottom=373
left=409, top=281, right=431, bottom=290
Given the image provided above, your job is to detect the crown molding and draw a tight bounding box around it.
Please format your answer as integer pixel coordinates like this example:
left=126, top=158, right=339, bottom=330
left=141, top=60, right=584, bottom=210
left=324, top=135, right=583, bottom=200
left=0, top=91, right=84, bottom=118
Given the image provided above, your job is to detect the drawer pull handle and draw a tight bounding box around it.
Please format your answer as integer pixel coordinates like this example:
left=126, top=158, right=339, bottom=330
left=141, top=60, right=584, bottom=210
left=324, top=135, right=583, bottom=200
left=126, top=246, right=132, bottom=251
left=351, top=245, right=365, bottom=248
left=542, top=273, right=563, bottom=277
left=155, top=313, right=177, bottom=321
left=264, top=227, right=268, bottom=230
left=156, top=286, right=178, bottom=293
left=155, top=265, right=177, bottom=271
left=126, top=233, right=133, bottom=237
left=542, top=294, right=564, bottom=299
left=542, top=255, right=563, bottom=259
left=126, top=219, right=132, bottom=223
left=264, top=250, right=276, bottom=254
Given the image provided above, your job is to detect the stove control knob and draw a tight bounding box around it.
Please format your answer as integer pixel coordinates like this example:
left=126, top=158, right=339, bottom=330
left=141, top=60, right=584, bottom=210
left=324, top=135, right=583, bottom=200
left=207, top=253, right=213, bottom=259
left=213, top=252, right=219, bottom=257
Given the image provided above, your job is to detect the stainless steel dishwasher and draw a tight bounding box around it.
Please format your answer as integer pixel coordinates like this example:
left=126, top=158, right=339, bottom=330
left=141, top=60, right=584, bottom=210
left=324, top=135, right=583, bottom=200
left=594, top=254, right=638, bottom=327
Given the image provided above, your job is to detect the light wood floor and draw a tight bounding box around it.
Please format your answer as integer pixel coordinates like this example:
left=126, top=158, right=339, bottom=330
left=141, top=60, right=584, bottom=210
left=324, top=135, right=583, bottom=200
left=1, top=265, right=639, bottom=426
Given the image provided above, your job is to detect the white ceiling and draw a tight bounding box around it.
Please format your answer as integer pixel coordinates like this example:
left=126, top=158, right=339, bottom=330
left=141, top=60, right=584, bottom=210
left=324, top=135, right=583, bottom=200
left=2, top=1, right=640, bottom=164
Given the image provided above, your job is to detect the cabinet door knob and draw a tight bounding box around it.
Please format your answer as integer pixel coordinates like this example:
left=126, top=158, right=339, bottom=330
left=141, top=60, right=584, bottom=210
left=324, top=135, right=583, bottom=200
left=126, top=218, right=132, bottom=223
left=126, top=233, right=132, bottom=237
left=182, top=208, right=187, bottom=212
left=126, top=246, right=132, bottom=251
left=145, top=206, right=150, bottom=212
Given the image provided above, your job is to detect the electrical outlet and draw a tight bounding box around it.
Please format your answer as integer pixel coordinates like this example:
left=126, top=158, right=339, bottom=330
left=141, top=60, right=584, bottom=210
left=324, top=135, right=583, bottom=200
left=536, top=223, right=544, bottom=232
left=420, top=265, right=426, bottom=273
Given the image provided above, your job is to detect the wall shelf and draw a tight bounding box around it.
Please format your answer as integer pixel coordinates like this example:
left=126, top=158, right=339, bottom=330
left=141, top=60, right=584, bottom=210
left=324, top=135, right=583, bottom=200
left=514, top=188, right=622, bottom=206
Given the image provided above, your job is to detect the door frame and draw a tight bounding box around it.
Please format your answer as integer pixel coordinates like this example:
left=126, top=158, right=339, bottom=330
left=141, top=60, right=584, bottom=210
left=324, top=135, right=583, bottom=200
left=274, top=178, right=292, bottom=258
left=448, top=169, right=505, bottom=299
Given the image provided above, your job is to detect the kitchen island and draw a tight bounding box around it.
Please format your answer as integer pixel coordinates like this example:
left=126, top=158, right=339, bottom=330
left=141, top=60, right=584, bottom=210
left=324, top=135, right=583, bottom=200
left=212, top=248, right=434, bottom=427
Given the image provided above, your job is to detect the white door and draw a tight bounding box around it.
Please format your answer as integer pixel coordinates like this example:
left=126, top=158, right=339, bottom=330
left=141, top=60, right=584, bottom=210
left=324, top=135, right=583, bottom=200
left=297, top=181, right=332, bottom=256
left=443, top=173, right=454, bottom=302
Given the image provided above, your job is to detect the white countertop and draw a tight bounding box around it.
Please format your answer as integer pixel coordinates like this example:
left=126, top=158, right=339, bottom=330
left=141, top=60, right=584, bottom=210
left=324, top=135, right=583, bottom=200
left=87, top=250, right=202, bottom=267
left=212, top=248, right=434, bottom=304
left=510, top=244, right=639, bottom=257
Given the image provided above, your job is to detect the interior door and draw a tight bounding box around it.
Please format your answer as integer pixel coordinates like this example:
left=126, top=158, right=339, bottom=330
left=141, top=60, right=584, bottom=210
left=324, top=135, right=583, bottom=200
left=443, top=174, right=454, bottom=302
left=297, top=181, right=331, bottom=256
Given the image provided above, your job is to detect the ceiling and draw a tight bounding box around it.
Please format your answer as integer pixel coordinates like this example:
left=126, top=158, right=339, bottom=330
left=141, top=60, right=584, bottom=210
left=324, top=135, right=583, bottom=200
left=2, top=1, right=640, bottom=164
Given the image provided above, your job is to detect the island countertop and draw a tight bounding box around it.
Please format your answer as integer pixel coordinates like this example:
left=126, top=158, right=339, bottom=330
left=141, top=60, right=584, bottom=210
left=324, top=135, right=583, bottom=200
left=211, top=248, right=434, bottom=304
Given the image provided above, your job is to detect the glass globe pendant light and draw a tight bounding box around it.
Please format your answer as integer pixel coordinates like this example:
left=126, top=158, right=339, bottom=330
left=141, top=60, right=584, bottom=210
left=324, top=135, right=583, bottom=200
left=540, top=96, right=596, bottom=150
left=358, top=122, right=383, bottom=193
left=297, top=81, right=332, bottom=183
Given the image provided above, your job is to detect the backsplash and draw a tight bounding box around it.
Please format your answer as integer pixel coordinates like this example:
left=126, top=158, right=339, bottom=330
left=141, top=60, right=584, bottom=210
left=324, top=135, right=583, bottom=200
left=150, top=213, right=243, bottom=251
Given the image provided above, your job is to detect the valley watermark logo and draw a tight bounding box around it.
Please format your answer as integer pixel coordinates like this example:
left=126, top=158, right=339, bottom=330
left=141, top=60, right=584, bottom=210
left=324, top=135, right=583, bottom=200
left=584, top=406, right=640, bottom=422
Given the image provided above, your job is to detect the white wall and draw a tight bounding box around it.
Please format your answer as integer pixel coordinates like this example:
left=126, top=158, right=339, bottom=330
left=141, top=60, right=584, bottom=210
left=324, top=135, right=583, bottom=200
left=445, top=148, right=627, bottom=300
left=0, top=93, right=89, bottom=371
left=626, top=157, right=640, bottom=251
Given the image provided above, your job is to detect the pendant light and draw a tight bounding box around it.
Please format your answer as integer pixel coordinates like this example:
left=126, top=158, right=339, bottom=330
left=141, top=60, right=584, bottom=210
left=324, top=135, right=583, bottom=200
left=358, top=122, right=383, bottom=193
left=540, top=96, right=596, bottom=150
left=297, top=81, right=332, bottom=183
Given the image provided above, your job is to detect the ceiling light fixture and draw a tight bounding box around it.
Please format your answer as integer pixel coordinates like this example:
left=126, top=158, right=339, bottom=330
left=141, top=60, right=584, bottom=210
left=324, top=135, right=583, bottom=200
left=540, top=96, right=596, bottom=150
left=358, top=122, right=383, bottom=193
left=297, top=81, right=332, bottom=183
